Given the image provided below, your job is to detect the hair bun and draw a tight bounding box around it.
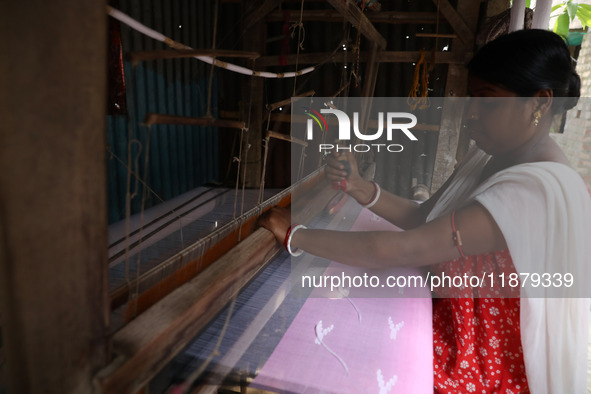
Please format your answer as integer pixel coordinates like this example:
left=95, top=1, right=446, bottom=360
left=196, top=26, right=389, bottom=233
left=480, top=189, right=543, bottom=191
left=564, top=70, right=581, bottom=111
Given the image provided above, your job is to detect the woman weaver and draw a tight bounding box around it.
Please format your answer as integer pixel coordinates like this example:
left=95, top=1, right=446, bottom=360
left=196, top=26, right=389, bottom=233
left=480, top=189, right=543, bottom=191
left=260, top=29, right=591, bottom=393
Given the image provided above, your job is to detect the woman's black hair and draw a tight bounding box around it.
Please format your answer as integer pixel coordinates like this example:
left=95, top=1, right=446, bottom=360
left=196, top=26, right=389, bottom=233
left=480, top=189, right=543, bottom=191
left=467, top=29, right=580, bottom=113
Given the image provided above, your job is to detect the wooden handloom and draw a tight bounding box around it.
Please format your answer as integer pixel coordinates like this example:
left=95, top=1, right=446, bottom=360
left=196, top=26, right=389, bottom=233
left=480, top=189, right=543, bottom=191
left=99, top=1, right=479, bottom=391
left=0, top=1, right=484, bottom=393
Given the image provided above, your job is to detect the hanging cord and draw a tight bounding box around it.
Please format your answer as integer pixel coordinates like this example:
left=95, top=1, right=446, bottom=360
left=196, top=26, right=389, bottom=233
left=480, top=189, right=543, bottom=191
left=354, top=0, right=368, bottom=88
left=223, top=132, right=239, bottom=183
left=298, top=146, right=306, bottom=182
left=123, top=63, right=140, bottom=298
left=232, top=129, right=245, bottom=219
left=176, top=298, right=237, bottom=394
left=407, top=50, right=430, bottom=110
left=292, top=0, right=306, bottom=96
left=108, top=147, right=172, bottom=212
left=338, top=26, right=352, bottom=98
left=239, top=136, right=250, bottom=242
left=435, top=0, right=440, bottom=55
left=131, top=125, right=152, bottom=317
left=234, top=78, right=254, bottom=241
left=107, top=145, right=187, bottom=258
left=239, top=90, right=254, bottom=240
left=258, top=110, right=272, bottom=205
left=206, top=0, right=219, bottom=118
left=430, top=0, right=440, bottom=86
left=124, top=139, right=142, bottom=285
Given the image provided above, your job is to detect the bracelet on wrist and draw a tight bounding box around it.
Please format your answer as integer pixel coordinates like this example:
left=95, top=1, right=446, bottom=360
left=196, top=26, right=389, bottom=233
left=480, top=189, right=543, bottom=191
left=284, top=224, right=306, bottom=256
left=360, top=181, right=381, bottom=208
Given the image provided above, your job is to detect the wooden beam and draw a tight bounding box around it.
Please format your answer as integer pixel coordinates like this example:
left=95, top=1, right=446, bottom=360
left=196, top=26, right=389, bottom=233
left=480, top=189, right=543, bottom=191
left=432, top=0, right=474, bottom=45
left=415, top=33, right=457, bottom=39
left=326, top=0, right=387, bottom=49
left=377, top=51, right=472, bottom=64
left=267, top=90, right=315, bottom=112
left=127, top=49, right=260, bottom=63
left=270, top=113, right=322, bottom=124
left=143, top=113, right=246, bottom=129
left=267, top=130, right=308, bottom=147
left=271, top=113, right=440, bottom=132
left=257, top=50, right=472, bottom=67
left=98, top=174, right=339, bottom=394
left=100, top=228, right=282, bottom=394
left=219, top=110, right=241, bottom=119
left=266, top=10, right=439, bottom=24
left=0, top=0, right=109, bottom=392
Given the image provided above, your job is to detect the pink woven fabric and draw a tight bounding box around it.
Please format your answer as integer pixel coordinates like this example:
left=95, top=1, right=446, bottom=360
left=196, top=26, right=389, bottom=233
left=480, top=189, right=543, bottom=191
left=252, top=208, right=433, bottom=393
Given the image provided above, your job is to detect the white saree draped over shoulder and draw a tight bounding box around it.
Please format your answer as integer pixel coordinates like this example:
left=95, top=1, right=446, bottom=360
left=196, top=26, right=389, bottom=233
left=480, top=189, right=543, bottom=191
left=427, top=147, right=591, bottom=394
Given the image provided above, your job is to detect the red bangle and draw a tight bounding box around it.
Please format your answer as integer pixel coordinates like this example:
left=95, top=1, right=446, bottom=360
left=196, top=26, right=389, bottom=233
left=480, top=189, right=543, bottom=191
left=451, top=210, right=466, bottom=259
left=284, top=224, right=306, bottom=256
left=284, top=225, right=295, bottom=251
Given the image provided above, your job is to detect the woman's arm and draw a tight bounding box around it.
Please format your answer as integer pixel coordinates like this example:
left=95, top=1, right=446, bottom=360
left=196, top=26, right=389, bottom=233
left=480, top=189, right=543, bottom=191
left=326, top=152, right=457, bottom=230
left=260, top=202, right=506, bottom=268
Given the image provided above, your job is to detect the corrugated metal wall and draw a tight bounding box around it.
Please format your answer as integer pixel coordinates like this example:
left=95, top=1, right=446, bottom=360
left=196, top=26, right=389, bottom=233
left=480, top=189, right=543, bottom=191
left=106, top=0, right=220, bottom=223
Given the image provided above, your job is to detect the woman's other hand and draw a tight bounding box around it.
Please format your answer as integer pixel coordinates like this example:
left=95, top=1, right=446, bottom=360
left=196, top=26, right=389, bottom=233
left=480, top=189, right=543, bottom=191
left=325, top=151, right=363, bottom=193
left=258, top=206, right=291, bottom=244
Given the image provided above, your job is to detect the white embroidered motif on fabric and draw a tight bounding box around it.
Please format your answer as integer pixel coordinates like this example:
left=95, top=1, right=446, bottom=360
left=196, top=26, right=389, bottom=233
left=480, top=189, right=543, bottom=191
left=388, top=317, right=405, bottom=340
left=314, top=320, right=349, bottom=375
left=377, top=369, right=397, bottom=393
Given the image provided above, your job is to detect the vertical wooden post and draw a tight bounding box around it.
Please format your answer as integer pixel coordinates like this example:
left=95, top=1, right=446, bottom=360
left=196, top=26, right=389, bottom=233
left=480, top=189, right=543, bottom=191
left=430, top=0, right=480, bottom=192
left=241, top=1, right=269, bottom=188
left=0, top=1, right=109, bottom=393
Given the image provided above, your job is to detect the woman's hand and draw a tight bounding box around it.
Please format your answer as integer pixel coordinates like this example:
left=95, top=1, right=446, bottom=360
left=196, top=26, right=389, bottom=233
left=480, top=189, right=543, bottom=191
left=258, top=206, right=291, bottom=244
left=324, top=151, right=363, bottom=193
left=325, top=151, right=378, bottom=206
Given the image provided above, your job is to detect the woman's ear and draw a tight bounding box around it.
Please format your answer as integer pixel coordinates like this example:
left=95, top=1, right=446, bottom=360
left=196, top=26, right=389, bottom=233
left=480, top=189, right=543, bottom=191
left=532, top=88, right=554, bottom=117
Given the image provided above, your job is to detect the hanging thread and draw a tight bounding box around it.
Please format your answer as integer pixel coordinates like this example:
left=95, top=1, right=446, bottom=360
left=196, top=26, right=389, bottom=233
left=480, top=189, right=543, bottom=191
left=407, top=50, right=430, bottom=110
left=205, top=0, right=219, bottom=118
left=292, top=0, right=306, bottom=96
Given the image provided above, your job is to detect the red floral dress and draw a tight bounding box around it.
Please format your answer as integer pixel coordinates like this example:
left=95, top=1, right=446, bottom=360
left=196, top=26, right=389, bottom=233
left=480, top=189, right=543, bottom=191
left=430, top=250, right=530, bottom=393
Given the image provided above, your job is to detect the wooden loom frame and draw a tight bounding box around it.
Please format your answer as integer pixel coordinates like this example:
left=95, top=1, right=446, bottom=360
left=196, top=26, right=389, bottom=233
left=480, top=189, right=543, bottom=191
left=0, top=0, right=482, bottom=392
left=97, top=170, right=343, bottom=393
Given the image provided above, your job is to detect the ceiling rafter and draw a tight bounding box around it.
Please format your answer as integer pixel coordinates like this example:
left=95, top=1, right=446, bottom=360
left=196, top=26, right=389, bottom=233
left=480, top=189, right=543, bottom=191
left=325, top=0, right=387, bottom=49
left=266, top=10, right=440, bottom=25
left=431, top=0, right=474, bottom=45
